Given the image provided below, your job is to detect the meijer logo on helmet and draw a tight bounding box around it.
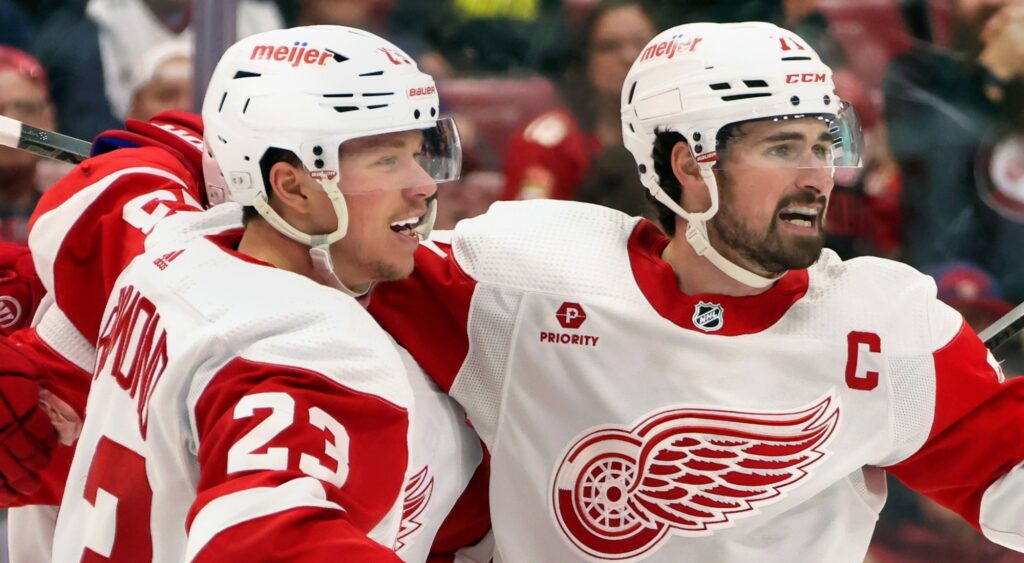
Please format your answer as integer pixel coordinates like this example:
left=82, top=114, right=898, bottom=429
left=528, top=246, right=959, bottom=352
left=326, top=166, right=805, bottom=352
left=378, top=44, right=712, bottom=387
left=639, top=34, right=703, bottom=62
left=250, top=42, right=334, bottom=67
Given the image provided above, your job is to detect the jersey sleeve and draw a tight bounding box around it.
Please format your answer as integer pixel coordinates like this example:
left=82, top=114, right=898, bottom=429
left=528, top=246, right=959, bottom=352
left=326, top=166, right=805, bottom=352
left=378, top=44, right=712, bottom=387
left=367, top=240, right=477, bottom=392
left=885, top=299, right=1024, bottom=550
left=28, top=148, right=203, bottom=345
left=185, top=356, right=408, bottom=561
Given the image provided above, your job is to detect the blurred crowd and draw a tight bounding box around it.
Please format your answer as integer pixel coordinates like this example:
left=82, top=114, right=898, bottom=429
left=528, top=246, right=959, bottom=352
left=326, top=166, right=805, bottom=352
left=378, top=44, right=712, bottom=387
left=0, top=0, right=1023, bottom=561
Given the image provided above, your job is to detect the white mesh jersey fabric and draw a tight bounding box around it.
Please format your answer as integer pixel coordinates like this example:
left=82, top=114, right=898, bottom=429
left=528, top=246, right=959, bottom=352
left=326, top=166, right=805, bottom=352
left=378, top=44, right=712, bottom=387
left=437, top=202, right=974, bottom=562
left=453, top=200, right=646, bottom=303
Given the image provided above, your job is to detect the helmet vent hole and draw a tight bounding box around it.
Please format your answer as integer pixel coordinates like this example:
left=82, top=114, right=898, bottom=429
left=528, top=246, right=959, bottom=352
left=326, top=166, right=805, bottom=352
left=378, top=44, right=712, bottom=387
left=313, top=145, right=323, bottom=156
left=430, top=107, right=437, bottom=117
left=628, top=123, right=635, bottom=133
left=333, top=106, right=358, bottom=113
left=218, top=92, right=227, bottom=112
left=790, top=95, right=800, bottom=106
left=324, top=93, right=354, bottom=98
left=315, top=159, right=325, bottom=168
left=414, top=109, right=421, bottom=119
left=359, top=70, right=384, bottom=77
left=217, top=136, right=227, bottom=144
left=638, top=164, right=647, bottom=174
left=367, top=104, right=389, bottom=110
left=743, top=80, right=768, bottom=88
left=627, top=81, right=637, bottom=104
left=232, top=71, right=261, bottom=79
left=244, top=156, right=250, bottom=161
left=242, top=98, right=250, bottom=114
left=781, top=56, right=812, bottom=61
left=363, top=92, right=393, bottom=97
left=709, top=82, right=731, bottom=91
left=823, top=95, right=831, bottom=105
left=721, top=93, right=771, bottom=102
left=325, top=49, right=349, bottom=63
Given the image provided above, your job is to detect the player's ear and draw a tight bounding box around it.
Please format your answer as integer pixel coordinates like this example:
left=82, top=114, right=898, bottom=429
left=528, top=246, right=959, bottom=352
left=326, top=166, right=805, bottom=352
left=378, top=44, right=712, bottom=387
left=267, top=160, right=312, bottom=214
left=670, top=141, right=701, bottom=187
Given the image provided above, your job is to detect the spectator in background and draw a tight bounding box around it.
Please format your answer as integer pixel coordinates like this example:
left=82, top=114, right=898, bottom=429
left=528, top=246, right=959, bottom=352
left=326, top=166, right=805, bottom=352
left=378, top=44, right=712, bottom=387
left=0, top=47, right=66, bottom=244
left=126, top=38, right=192, bottom=121
left=32, top=0, right=282, bottom=140
left=884, top=0, right=1024, bottom=302
left=501, top=0, right=657, bottom=216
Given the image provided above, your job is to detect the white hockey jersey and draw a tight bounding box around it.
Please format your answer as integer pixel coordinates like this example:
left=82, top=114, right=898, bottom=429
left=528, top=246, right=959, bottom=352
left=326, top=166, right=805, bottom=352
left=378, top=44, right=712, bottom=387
left=368, top=200, right=1024, bottom=562
left=52, top=204, right=484, bottom=562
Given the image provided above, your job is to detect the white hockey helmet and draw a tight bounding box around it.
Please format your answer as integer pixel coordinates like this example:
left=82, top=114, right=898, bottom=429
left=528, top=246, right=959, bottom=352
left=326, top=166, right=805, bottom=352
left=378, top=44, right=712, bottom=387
left=621, top=22, right=862, bottom=287
left=201, top=25, right=459, bottom=291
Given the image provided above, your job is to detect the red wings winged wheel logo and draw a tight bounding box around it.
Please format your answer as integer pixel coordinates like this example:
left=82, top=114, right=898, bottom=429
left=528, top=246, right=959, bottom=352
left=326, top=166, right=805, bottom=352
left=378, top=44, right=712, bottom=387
left=551, top=396, right=840, bottom=560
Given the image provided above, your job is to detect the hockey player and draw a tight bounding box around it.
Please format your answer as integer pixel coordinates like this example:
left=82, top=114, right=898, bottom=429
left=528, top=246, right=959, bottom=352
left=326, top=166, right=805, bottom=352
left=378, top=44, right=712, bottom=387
left=5, top=26, right=487, bottom=562
left=367, top=22, right=1024, bottom=562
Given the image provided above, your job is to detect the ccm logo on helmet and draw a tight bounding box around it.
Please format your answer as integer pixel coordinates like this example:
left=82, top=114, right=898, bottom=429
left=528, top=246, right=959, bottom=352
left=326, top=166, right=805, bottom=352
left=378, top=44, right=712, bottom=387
left=250, top=42, right=333, bottom=67
left=639, top=34, right=703, bottom=62
left=785, top=73, right=826, bottom=84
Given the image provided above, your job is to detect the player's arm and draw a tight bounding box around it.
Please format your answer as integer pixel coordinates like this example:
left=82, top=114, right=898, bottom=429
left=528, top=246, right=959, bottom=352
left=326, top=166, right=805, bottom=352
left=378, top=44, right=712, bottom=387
left=186, top=357, right=409, bottom=561
left=884, top=301, right=1024, bottom=552
left=29, top=154, right=203, bottom=342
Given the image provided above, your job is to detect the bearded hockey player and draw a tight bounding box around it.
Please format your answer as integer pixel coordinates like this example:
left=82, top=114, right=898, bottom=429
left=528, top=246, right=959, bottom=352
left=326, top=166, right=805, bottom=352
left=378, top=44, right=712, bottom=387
left=368, top=21, right=1024, bottom=562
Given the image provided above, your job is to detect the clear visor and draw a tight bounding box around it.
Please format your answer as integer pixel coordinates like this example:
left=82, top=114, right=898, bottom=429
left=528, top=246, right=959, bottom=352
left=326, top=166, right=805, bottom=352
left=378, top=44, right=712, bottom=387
left=335, top=116, right=461, bottom=194
left=709, top=101, right=863, bottom=170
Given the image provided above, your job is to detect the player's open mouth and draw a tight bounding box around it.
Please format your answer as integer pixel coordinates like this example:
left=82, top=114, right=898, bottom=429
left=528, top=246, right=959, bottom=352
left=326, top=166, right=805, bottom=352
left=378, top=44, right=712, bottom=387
left=390, top=216, right=422, bottom=239
left=778, top=205, right=820, bottom=230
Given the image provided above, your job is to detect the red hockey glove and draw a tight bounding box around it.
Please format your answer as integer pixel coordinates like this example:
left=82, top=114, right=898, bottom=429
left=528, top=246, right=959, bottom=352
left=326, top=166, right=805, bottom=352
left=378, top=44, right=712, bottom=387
left=0, top=338, right=58, bottom=503
left=0, top=375, right=58, bottom=502
left=0, top=242, right=44, bottom=336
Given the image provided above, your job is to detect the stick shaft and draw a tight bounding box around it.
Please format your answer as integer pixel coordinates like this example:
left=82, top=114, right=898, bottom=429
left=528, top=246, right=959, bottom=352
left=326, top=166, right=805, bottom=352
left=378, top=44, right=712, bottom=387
left=980, top=301, right=1024, bottom=351
left=0, top=114, right=91, bottom=164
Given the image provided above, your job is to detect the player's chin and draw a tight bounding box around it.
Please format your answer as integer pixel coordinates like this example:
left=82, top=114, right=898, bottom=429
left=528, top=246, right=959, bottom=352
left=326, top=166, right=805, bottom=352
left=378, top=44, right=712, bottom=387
left=374, top=256, right=416, bottom=283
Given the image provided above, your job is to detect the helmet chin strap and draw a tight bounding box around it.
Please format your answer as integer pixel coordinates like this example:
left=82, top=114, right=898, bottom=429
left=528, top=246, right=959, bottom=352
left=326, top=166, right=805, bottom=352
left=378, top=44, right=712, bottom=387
left=651, top=164, right=780, bottom=289
left=252, top=176, right=370, bottom=298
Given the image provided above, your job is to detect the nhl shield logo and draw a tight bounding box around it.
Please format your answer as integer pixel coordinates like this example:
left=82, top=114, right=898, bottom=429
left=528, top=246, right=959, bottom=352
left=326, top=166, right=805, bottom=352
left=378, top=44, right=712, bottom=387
left=692, top=301, right=724, bottom=332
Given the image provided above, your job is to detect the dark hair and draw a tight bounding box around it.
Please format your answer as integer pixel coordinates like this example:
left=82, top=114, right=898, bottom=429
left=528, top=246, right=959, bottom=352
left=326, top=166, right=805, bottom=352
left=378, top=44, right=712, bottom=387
left=242, top=147, right=303, bottom=224
left=647, top=130, right=686, bottom=236
left=560, top=0, right=657, bottom=131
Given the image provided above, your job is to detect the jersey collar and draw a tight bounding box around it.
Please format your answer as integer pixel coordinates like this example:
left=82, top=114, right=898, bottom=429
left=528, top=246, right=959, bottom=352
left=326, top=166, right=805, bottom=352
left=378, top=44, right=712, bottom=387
left=628, top=220, right=809, bottom=336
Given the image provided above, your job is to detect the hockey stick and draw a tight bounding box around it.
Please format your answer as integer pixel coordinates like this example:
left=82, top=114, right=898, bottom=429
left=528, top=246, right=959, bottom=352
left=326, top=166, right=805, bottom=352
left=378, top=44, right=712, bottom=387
left=980, top=301, right=1024, bottom=351
left=0, top=114, right=91, bottom=164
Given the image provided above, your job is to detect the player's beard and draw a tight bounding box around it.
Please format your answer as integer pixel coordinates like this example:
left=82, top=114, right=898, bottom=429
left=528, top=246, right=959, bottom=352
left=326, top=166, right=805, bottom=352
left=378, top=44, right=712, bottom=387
left=708, top=174, right=827, bottom=277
